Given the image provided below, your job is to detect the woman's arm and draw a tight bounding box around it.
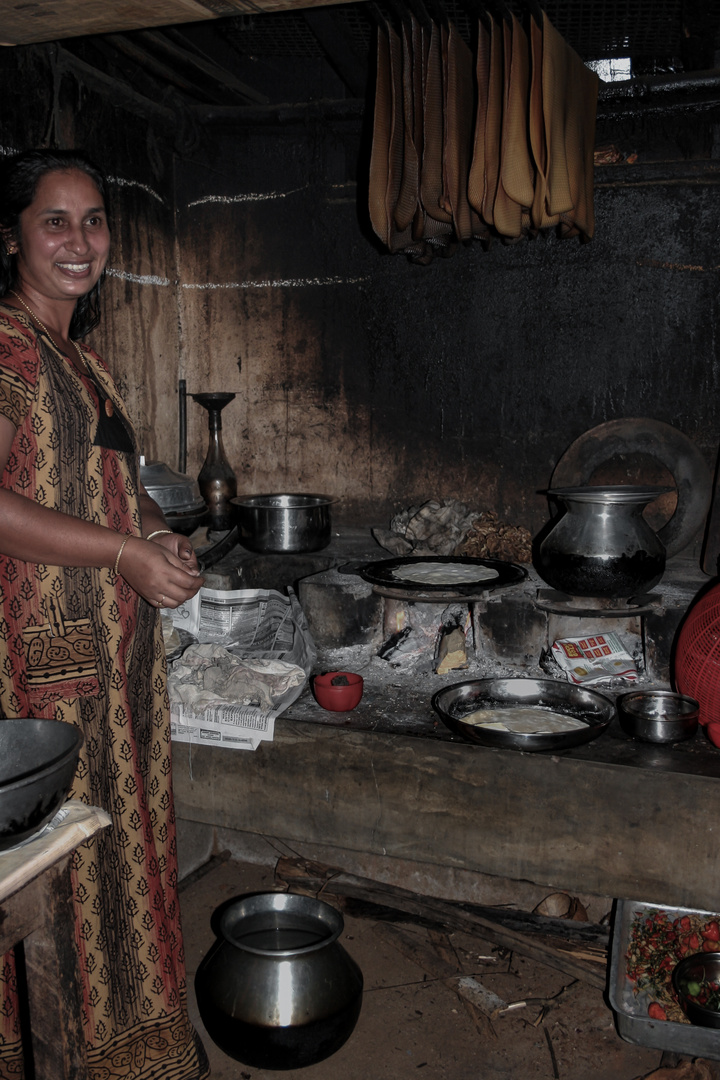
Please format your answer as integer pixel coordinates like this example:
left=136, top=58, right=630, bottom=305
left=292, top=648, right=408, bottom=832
left=138, top=484, right=200, bottom=571
left=0, top=416, right=203, bottom=607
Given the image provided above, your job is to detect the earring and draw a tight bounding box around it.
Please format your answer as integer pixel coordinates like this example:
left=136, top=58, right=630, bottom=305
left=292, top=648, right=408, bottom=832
left=5, top=245, right=15, bottom=256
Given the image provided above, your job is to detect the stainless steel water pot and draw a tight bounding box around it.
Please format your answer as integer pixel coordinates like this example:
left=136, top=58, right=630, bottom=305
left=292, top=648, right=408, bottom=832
left=195, top=891, right=363, bottom=1070
left=534, top=485, right=669, bottom=598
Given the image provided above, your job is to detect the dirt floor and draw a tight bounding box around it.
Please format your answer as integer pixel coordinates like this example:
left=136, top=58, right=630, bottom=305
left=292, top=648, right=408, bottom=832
left=178, top=857, right=701, bottom=1080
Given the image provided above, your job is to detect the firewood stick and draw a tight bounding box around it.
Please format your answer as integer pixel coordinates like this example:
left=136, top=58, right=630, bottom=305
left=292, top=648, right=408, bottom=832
left=274, top=856, right=607, bottom=991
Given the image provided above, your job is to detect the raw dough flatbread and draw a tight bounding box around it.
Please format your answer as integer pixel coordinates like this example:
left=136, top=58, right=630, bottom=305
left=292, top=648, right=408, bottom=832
left=461, top=706, right=586, bottom=735
left=392, top=561, right=500, bottom=586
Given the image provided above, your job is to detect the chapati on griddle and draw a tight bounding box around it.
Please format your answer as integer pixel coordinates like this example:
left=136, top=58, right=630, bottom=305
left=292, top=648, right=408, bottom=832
left=391, top=561, right=500, bottom=585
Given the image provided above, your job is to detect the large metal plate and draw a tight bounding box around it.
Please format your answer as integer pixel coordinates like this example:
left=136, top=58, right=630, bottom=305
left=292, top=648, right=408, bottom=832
left=432, top=677, right=614, bottom=752
left=550, top=418, right=711, bottom=557
left=358, top=556, right=527, bottom=594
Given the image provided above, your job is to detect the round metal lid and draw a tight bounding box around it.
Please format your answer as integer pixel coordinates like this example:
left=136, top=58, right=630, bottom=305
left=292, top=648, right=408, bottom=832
left=546, top=485, right=673, bottom=505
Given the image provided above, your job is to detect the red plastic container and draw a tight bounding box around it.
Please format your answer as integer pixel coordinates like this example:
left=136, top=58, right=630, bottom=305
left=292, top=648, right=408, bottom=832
left=674, top=583, right=720, bottom=745
left=312, top=672, right=364, bottom=712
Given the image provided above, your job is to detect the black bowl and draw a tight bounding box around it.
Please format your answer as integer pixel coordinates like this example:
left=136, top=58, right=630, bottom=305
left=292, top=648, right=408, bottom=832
left=672, top=952, right=720, bottom=1028
left=0, top=719, right=83, bottom=850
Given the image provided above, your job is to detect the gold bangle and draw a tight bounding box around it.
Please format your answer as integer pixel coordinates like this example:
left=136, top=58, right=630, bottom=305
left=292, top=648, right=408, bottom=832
left=114, top=536, right=130, bottom=575
left=146, top=529, right=173, bottom=541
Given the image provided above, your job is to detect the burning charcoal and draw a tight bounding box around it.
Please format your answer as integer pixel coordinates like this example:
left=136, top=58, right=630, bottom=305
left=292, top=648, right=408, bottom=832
left=330, top=675, right=350, bottom=686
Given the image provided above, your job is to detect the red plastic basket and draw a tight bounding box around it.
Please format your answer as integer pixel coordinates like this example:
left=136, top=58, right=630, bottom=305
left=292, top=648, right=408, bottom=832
left=674, top=583, right=720, bottom=737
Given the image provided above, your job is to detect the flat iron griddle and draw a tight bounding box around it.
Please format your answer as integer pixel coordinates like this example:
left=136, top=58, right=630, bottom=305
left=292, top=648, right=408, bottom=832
left=358, top=555, right=527, bottom=599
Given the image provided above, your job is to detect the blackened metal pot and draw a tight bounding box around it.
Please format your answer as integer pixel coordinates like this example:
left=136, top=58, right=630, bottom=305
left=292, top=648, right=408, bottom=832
left=231, top=494, right=333, bottom=554
left=0, top=719, right=83, bottom=849
left=195, top=892, right=363, bottom=1070
left=534, top=485, right=669, bottom=598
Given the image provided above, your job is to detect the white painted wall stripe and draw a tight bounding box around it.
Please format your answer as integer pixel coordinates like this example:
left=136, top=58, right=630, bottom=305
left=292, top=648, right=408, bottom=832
left=105, top=268, right=173, bottom=286
left=107, top=176, right=166, bottom=204
left=105, top=268, right=368, bottom=289
left=181, top=275, right=369, bottom=289
left=187, top=187, right=306, bottom=207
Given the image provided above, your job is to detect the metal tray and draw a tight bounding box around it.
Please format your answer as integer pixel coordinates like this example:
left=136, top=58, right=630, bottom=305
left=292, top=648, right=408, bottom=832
left=431, top=677, right=614, bottom=752
left=609, top=898, right=720, bottom=1059
left=358, top=556, right=527, bottom=593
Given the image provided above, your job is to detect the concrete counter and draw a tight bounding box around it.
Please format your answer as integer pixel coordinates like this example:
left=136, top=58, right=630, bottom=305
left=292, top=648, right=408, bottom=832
left=173, top=692, right=720, bottom=911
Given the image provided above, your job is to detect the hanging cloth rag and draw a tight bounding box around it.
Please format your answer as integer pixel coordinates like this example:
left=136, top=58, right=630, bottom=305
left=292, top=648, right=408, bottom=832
left=385, top=19, right=416, bottom=252
left=368, top=22, right=393, bottom=246
left=440, top=21, right=476, bottom=242
left=480, top=14, right=504, bottom=229
left=529, top=11, right=560, bottom=230
left=497, top=12, right=535, bottom=238
left=541, top=11, right=600, bottom=239
left=467, top=16, right=492, bottom=239
left=420, top=21, right=453, bottom=226
left=394, top=18, right=420, bottom=233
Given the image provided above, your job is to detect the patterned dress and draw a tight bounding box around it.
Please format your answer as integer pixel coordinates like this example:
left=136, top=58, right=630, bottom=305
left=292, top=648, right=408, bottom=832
left=0, top=302, right=209, bottom=1080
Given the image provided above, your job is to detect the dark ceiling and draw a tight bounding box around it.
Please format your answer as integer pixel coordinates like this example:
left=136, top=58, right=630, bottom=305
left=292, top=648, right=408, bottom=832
left=59, top=0, right=720, bottom=111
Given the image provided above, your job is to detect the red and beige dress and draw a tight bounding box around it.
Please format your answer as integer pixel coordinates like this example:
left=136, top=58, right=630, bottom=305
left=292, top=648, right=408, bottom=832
left=0, top=301, right=208, bottom=1080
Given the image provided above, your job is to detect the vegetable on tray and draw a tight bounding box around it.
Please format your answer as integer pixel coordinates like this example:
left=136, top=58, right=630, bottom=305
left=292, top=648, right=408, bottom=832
left=626, top=909, right=720, bottom=1023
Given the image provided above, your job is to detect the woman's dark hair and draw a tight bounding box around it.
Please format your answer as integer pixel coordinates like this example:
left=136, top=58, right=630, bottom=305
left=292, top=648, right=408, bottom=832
left=0, top=149, right=108, bottom=339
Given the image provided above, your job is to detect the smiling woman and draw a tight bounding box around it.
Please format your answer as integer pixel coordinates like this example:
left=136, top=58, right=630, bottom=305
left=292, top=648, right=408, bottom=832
left=0, top=150, right=208, bottom=1080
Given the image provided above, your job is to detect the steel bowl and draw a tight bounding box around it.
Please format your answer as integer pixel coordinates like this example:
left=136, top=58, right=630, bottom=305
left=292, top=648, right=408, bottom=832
left=0, top=719, right=83, bottom=849
left=432, top=677, right=614, bottom=752
left=616, top=689, right=699, bottom=743
left=673, top=952, right=720, bottom=1028
left=232, top=494, right=333, bottom=554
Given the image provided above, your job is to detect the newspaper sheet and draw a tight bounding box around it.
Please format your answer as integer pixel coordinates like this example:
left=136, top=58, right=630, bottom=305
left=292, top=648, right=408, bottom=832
left=168, top=587, right=316, bottom=750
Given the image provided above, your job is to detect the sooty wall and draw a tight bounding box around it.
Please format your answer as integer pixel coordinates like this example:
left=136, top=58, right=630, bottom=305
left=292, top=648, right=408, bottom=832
left=176, top=111, right=720, bottom=541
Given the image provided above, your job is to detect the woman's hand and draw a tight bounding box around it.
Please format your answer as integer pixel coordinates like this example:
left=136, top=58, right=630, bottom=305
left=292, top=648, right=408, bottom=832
left=149, top=530, right=201, bottom=573
left=118, top=535, right=204, bottom=608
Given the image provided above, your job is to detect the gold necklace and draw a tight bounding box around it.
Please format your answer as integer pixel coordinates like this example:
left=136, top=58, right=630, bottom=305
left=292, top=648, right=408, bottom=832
left=9, top=289, right=114, bottom=418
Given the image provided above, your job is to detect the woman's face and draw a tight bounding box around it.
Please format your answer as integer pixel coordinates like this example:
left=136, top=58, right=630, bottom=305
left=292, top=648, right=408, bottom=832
left=15, top=167, right=110, bottom=304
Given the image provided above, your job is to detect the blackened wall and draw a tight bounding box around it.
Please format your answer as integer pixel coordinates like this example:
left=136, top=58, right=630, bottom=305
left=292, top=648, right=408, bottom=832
left=175, top=111, right=720, bottom=542
left=2, top=40, right=719, bottom=549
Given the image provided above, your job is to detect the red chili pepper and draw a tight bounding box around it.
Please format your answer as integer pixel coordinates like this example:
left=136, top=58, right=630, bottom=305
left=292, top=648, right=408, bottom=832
left=648, top=1002, right=668, bottom=1021
left=703, top=921, right=720, bottom=941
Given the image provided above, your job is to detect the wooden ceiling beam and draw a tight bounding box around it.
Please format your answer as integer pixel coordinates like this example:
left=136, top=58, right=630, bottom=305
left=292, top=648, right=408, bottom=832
left=52, top=44, right=177, bottom=124
left=136, top=29, right=269, bottom=104
left=104, top=32, right=230, bottom=105
left=0, top=0, right=367, bottom=47
left=302, top=8, right=368, bottom=98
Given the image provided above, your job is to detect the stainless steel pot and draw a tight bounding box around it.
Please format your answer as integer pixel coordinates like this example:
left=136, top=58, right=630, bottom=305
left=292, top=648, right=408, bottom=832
left=195, top=892, right=363, bottom=1070
left=534, top=485, right=669, bottom=598
left=231, top=494, right=333, bottom=554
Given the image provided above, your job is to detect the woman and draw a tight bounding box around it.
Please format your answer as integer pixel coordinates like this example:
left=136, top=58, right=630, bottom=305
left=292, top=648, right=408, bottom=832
left=0, top=149, right=209, bottom=1079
